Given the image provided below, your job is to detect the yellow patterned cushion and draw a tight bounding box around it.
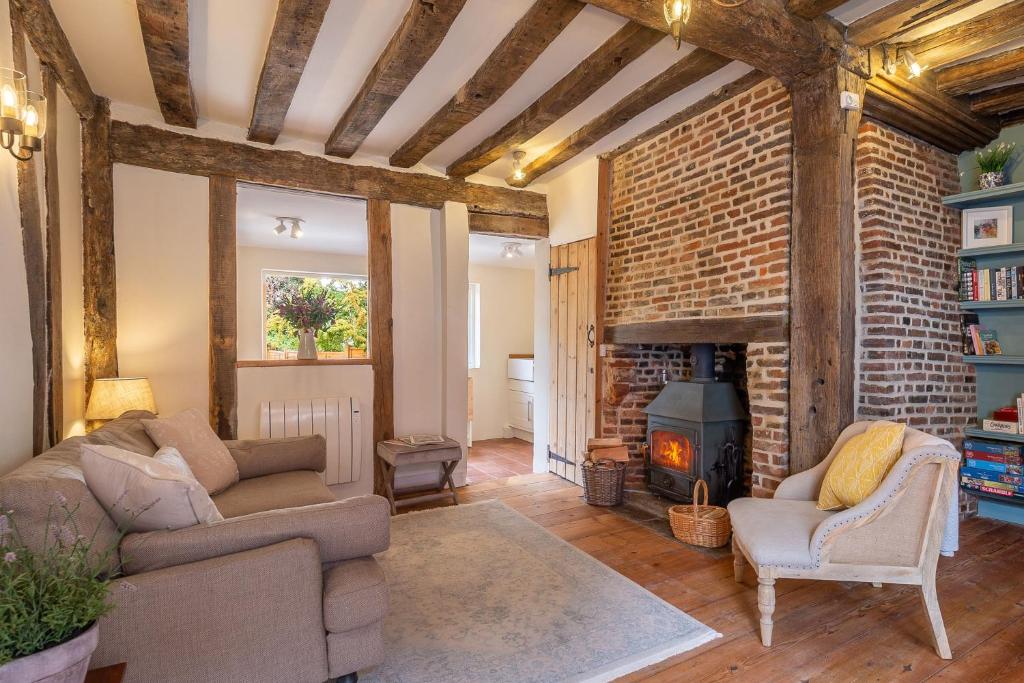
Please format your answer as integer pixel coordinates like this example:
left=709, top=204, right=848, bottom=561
left=817, top=421, right=907, bottom=511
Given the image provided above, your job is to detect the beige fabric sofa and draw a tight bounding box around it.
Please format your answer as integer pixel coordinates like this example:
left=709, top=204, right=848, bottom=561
left=728, top=422, right=960, bottom=658
left=0, top=411, right=390, bottom=683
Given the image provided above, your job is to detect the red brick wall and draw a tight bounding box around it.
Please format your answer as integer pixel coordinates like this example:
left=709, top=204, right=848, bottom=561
left=601, top=81, right=974, bottom=508
left=854, top=121, right=977, bottom=515
left=603, top=78, right=792, bottom=497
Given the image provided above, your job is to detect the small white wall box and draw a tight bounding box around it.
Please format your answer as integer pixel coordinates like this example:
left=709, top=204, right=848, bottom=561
left=840, top=91, right=861, bottom=111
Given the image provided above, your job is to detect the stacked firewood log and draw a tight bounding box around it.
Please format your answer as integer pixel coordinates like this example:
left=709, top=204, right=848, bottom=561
left=585, top=437, right=628, bottom=464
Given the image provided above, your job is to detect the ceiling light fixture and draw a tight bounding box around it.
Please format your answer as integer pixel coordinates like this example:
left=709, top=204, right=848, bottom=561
left=273, top=218, right=287, bottom=235
left=0, top=68, right=46, bottom=161
left=501, top=242, right=522, bottom=259
left=511, top=150, right=526, bottom=182
left=663, top=0, right=749, bottom=50
left=289, top=218, right=304, bottom=240
left=901, top=48, right=924, bottom=79
left=881, top=45, right=926, bottom=79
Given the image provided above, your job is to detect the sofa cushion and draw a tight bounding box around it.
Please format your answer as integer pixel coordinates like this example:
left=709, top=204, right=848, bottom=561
left=143, top=408, right=239, bottom=494
left=323, top=557, right=389, bottom=633
left=82, top=444, right=223, bottom=532
left=211, top=471, right=336, bottom=518
left=86, top=410, right=159, bottom=456
left=729, top=497, right=834, bottom=569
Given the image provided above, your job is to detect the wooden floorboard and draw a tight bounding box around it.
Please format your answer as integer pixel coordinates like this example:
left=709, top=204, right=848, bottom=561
left=403, top=445, right=1022, bottom=681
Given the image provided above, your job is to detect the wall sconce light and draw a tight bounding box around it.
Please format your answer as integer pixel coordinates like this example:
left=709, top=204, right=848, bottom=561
left=882, top=46, right=926, bottom=79
left=663, top=0, right=749, bottom=50
left=0, top=68, right=45, bottom=161
left=511, top=150, right=526, bottom=182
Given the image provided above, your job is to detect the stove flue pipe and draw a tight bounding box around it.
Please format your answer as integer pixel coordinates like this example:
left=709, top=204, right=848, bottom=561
left=690, top=343, right=716, bottom=383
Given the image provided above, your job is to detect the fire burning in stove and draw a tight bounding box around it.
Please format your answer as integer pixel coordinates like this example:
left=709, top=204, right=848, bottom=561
left=651, top=430, right=694, bottom=473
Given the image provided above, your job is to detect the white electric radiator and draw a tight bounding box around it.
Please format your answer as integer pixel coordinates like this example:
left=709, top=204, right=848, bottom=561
left=258, top=398, right=362, bottom=486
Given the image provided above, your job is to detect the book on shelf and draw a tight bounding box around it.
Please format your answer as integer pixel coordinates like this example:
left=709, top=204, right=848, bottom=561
left=961, top=476, right=1024, bottom=500
left=958, top=264, right=1024, bottom=302
left=964, top=324, right=1003, bottom=355
left=961, top=467, right=1023, bottom=485
left=964, top=457, right=1023, bottom=473
left=983, top=418, right=1017, bottom=434
left=963, top=438, right=1022, bottom=457
left=960, top=313, right=980, bottom=354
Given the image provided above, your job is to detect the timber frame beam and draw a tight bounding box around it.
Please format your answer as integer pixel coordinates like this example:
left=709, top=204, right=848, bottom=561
left=109, top=121, right=549, bottom=220
left=209, top=176, right=238, bottom=439
left=368, top=199, right=395, bottom=498
left=136, top=0, right=198, bottom=128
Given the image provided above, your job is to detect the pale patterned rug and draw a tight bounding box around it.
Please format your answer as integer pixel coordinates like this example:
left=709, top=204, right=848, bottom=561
left=362, top=500, right=719, bottom=683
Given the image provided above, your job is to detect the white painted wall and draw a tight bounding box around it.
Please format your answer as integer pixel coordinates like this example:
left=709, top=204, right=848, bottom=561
left=58, top=84, right=85, bottom=438
left=468, top=264, right=534, bottom=441
left=532, top=240, right=551, bottom=474
left=547, top=157, right=599, bottom=246
left=236, top=245, right=367, bottom=360
left=113, top=165, right=210, bottom=416
left=0, top=0, right=33, bottom=475
left=236, top=364, right=375, bottom=499
left=439, top=202, right=469, bottom=487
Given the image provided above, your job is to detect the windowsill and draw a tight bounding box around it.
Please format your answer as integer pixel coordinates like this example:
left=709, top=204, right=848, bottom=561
left=236, top=359, right=373, bottom=368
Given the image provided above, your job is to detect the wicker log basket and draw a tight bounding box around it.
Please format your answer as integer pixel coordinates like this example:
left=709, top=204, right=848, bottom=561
left=581, top=459, right=626, bottom=507
left=668, top=479, right=731, bottom=548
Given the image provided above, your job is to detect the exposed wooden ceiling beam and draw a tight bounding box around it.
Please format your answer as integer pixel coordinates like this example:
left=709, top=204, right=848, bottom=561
left=845, top=0, right=976, bottom=48
left=971, top=83, right=1024, bottom=116
left=937, top=46, right=1024, bottom=96
left=787, top=0, right=846, bottom=20
left=894, top=0, right=1024, bottom=70
left=10, top=0, right=95, bottom=118
left=390, top=0, right=585, bottom=168
left=325, top=0, right=468, bottom=158
left=136, top=0, right=197, bottom=128
left=507, top=48, right=730, bottom=187
left=468, top=212, right=548, bottom=239
left=600, top=69, right=770, bottom=160
left=446, top=21, right=662, bottom=179
left=1003, top=108, right=1024, bottom=127
left=109, top=120, right=548, bottom=220
left=247, top=0, right=330, bottom=144
left=583, top=0, right=842, bottom=81
left=863, top=67, right=999, bottom=154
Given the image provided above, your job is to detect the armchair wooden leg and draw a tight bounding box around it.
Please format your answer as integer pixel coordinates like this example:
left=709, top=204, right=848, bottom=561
left=757, top=577, right=776, bottom=647
left=919, top=579, right=952, bottom=659
left=732, top=536, right=745, bottom=583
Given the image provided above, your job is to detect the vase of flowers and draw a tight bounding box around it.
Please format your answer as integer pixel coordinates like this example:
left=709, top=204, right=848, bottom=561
left=0, top=498, right=123, bottom=683
left=269, top=280, right=338, bottom=361
left=976, top=142, right=1016, bottom=189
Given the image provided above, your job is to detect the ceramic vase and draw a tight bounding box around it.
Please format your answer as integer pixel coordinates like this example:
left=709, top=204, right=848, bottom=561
left=297, top=329, right=318, bottom=360
left=979, top=171, right=1005, bottom=190
left=0, top=623, right=99, bottom=683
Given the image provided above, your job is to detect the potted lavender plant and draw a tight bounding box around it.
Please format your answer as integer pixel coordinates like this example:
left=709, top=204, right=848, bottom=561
left=270, top=279, right=338, bottom=360
left=976, top=142, right=1016, bottom=189
left=0, top=498, right=122, bottom=682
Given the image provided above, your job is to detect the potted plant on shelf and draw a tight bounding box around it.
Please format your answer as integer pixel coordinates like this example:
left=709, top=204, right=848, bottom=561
left=0, top=498, right=123, bottom=682
left=976, top=142, right=1016, bottom=189
left=270, top=279, right=338, bottom=360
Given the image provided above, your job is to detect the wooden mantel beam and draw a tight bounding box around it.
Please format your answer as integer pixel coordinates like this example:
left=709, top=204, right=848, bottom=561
left=247, top=0, right=331, bottom=144
left=109, top=120, right=549, bottom=220
left=326, top=0, right=468, bottom=158
left=389, top=0, right=586, bottom=168
left=894, top=0, right=1024, bottom=70
left=508, top=48, right=730, bottom=187
left=136, top=0, right=198, bottom=128
left=447, top=21, right=662, bottom=179
left=583, top=0, right=844, bottom=81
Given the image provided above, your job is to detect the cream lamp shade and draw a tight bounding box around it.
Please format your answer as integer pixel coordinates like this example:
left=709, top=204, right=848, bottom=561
left=85, top=377, right=157, bottom=420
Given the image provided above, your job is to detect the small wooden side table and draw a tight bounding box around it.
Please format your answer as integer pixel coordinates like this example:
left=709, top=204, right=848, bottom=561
left=86, top=663, right=126, bottom=683
left=376, top=438, right=463, bottom=514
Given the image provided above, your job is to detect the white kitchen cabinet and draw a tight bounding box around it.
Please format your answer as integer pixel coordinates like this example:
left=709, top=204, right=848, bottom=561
left=507, top=356, right=534, bottom=439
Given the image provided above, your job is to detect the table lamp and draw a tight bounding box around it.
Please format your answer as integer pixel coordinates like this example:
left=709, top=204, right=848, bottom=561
left=85, top=377, right=157, bottom=431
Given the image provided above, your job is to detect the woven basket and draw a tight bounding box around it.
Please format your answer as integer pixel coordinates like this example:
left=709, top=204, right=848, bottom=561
left=668, top=480, right=731, bottom=548
left=581, top=459, right=626, bottom=507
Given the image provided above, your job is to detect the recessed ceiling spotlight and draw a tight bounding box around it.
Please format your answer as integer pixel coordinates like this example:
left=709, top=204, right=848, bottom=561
left=501, top=242, right=522, bottom=259
left=511, top=150, right=526, bottom=182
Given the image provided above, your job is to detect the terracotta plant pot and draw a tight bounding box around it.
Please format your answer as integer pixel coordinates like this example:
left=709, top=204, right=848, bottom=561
left=979, top=171, right=1005, bottom=190
left=297, top=329, right=318, bottom=360
left=0, top=623, right=99, bottom=683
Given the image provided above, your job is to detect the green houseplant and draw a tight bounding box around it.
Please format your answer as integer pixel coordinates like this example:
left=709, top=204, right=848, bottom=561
left=269, top=278, right=339, bottom=360
left=976, top=142, right=1016, bottom=189
left=0, top=498, right=122, bottom=682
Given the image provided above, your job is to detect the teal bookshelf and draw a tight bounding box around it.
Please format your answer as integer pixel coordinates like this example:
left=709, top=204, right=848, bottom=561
left=955, top=182, right=1024, bottom=523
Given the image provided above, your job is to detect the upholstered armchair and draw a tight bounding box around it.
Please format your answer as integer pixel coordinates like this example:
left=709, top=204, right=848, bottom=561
left=728, top=422, right=960, bottom=659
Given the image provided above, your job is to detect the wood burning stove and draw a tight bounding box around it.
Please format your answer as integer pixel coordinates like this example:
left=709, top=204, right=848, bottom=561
left=642, top=344, right=746, bottom=506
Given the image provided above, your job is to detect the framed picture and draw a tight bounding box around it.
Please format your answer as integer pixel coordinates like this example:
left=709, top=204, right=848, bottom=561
left=962, top=206, right=1013, bottom=249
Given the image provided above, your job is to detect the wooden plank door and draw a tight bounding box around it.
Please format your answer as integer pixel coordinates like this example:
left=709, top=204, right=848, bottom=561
left=548, top=238, right=597, bottom=485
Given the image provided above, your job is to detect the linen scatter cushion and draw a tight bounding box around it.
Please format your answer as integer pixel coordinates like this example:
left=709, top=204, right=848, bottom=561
left=817, top=421, right=907, bottom=511
left=81, top=444, right=223, bottom=532
left=142, top=408, right=239, bottom=494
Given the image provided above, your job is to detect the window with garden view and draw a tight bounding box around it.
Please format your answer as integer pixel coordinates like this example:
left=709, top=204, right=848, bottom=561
left=263, top=272, right=369, bottom=360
